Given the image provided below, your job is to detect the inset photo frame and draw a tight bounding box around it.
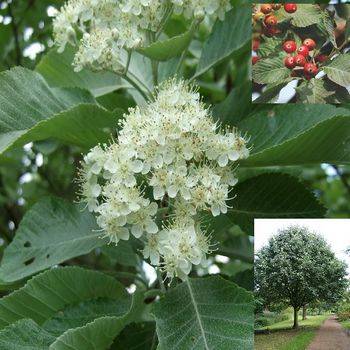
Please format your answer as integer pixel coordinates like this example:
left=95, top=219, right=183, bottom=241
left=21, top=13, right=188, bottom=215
left=252, top=3, right=350, bottom=103
left=254, top=218, right=350, bottom=350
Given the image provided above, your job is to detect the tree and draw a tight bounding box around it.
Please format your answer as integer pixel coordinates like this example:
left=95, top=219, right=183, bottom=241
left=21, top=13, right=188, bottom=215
left=255, top=225, right=348, bottom=329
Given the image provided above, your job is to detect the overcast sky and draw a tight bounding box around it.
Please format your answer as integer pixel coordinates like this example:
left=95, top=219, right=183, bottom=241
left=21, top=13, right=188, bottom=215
left=254, top=219, right=350, bottom=276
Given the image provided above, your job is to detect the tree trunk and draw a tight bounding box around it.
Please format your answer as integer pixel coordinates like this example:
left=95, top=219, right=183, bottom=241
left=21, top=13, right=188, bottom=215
left=293, top=307, right=299, bottom=329
left=302, top=305, right=307, bottom=320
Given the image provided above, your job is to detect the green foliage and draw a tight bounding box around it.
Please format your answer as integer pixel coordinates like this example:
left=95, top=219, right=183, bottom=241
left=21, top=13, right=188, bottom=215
left=49, top=316, right=127, bottom=350
left=36, top=46, right=126, bottom=97
left=0, top=67, right=124, bottom=154
left=337, top=302, right=350, bottom=322
left=323, top=54, right=350, bottom=88
left=255, top=226, right=348, bottom=314
left=0, top=197, right=105, bottom=283
left=153, top=276, right=254, bottom=350
left=111, top=322, right=157, bottom=349
left=0, top=319, right=56, bottom=350
left=138, top=28, right=195, bottom=61
left=195, top=5, right=250, bottom=78
left=0, top=266, right=130, bottom=329
left=239, top=104, right=350, bottom=166
left=229, top=173, right=326, bottom=234
left=253, top=56, right=290, bottom=85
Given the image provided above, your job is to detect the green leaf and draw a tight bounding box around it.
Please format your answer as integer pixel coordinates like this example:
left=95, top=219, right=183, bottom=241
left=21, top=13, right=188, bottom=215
left=318, top=11, right=336, bottom=47
left=230, top=269, right=254, bottom=292
left=295, top=78, right=335, bottom=103
left=218, top=232, right=253, bottom=262
left=0, top=319, right=55, bottom=350
left=275, top=4, right=322, bottom=27
left=36, top=46, right=126, bottom=97
left=0, top=197, right=105, bottom=282
left=252, top=56, right=290, bottom=85
left=212, top=81, right=252, bottom=125
left=258, top=36, right=281, bottom=58
left=43, top=298, right=130, bottom=337
left=324, top=54, right=350, bottom=88
left=111, top=322, right=156, bottom=350
left=101, top=241, right=138, bottom=267
left=50, top=316, right=127, bottom=350
left=2, top=103, right=122, bottom=154
left=194, top=5, right=250, bottom=78
left=0, top=266, right=129, bottom=330
left=153, top=276, right=254, bottom=350
left=238, top=104, right=350, bottom=166
left=138, top=30, right=194, bottom=61
left=229, top=173, right=326, bottom=234
left=0, top=67, right=122, bottom=154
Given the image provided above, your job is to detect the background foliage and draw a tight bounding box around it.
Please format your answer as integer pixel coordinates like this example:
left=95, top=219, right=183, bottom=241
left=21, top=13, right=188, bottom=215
left=0, top=0, right=349, bottom=349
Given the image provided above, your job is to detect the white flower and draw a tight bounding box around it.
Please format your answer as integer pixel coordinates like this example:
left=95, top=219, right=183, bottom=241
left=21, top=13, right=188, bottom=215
left=78, top=79, right=248, bottom=280
left=173, top=0, right=232, bottom=21
left=207, top=184, right=230, bottom=216
left=54, top=0, right=231, bottom=72
left=158, top=221, right=209, bottom=280
left=127, top=202, right=159, bottom=238
left=97, top=214, right=130, bottom=245
left=143, top=233, right=161, bottom=265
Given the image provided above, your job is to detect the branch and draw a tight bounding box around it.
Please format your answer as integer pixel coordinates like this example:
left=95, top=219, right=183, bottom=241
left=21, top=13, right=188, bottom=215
left=7, top=2, right=22, bottom=66
left=17, top=0, right=36, bottom=27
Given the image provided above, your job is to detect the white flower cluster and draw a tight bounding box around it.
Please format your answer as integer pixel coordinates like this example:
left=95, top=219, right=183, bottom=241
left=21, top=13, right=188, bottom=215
left=78, top=79, right=249, bottom=280
left=173, top=0, right=232, bottom=20
left=53, top=0, right=232, bottom=72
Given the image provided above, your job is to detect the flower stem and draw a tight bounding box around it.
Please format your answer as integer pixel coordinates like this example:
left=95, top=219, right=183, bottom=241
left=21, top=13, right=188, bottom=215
left=123, top=50, right=132, bottom=75
left=175, top=19, right=201, bottom=76
left=157, top=268, right=166, bottom=293
left=156, top=3, right=174, bottom=40
left=122, top=74, right=150, bottom=102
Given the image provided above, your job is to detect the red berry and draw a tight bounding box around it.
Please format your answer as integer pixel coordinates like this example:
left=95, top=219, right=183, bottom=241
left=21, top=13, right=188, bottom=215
left=303, top=38, right=316, bottom=50
left=282, top=40, right=297, bottom=53
left=284, top=3, right=297, bottom=13
left=284, top=56, right=295, bottom=69
left=304, top=63, right=318, bottom=76
left=261, top=4, right=272, bottom=14
left=294, top=54, right=306, bottom=66
left=252, top=56, right=260, bottom=65
left=315, top=54, right=328, bottom=63
left=264, top=15, right=278, bottom=27
left=304, top=73, right=312, bottom=80
left=297, top=45, right=309, bottom=57
left=252, top=39, right=260, bottom=51
left=272, top=4, right=281, bottom=10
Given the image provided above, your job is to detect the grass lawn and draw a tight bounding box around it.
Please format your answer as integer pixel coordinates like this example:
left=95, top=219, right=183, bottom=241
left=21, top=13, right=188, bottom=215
left=255, top=314, right=329, bottom=350
left=340, top=320, right=350, bottom=330
left=260, top=314, right=329, bottom=331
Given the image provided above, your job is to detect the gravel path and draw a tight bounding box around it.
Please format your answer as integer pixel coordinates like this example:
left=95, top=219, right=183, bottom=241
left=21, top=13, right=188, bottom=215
left=307, top=315, right=350, bottom=350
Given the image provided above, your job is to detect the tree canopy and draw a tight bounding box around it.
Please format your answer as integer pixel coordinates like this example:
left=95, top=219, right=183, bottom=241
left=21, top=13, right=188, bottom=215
left=255, top=225, right=348, bottom=328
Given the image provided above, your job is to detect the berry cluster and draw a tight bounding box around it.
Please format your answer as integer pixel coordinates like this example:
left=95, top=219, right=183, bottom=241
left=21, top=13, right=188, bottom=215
left=282, top=38, right=322, bottom=79
left=253, top=3, right=297, bottom=37
left=252, top=3, right=329, bottom=81
left=252, top=3, right=298, bottom=65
